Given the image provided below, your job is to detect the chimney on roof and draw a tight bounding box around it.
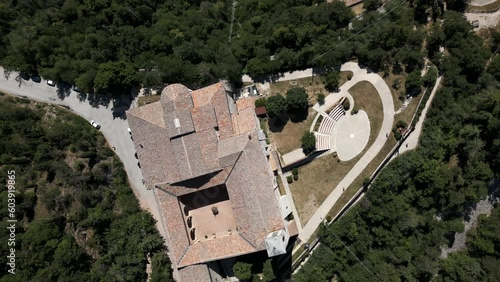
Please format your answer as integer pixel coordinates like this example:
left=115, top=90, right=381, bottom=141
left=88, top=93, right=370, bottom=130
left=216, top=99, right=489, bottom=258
left=211, top=207, right=219, bottom=215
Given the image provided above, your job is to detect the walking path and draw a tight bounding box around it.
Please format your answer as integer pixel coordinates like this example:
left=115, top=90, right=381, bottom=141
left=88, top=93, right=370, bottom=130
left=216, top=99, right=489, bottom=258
left=242, top=68, right=315, bottom=83
left=279, top=171, right=303, bottom=232
left=298, top=62, right=395, bottom=242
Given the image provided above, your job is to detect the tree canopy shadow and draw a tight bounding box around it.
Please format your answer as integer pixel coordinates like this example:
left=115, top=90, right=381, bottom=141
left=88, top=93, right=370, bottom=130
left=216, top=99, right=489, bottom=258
left=56, top=83, right=71, bottom=100
left=288, top=109, right=308, bottom=123
left=268, top=115, right=289, bottom=133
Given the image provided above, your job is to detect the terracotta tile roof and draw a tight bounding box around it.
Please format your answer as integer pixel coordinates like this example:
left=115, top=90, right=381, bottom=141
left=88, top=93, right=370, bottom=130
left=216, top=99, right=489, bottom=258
left=255, top=106, right=267, bottom=116
left=127, top=102, right=165, bottom=128
left=161, top=84, right=195, bottom=138
left=178, top=264, right=213, bottom=282
left=159, top=167, right=232, bottom=196
left=127, top=81, right=285, bottom=273
left=178, top=234, right=256, bottom=267
left=154, top=188, right=190, bottom=265
left=225, top=132, right=283, bottom=248
left=233, top=108, right=258, bottom=135
left=191, top=83, right=221, bottom=107
left=236, top=97, right=256, bottom=111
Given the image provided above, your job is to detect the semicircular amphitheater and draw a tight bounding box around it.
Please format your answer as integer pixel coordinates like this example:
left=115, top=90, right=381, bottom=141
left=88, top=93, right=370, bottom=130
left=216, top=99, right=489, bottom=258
left=313, top=97, right=370, bottom=161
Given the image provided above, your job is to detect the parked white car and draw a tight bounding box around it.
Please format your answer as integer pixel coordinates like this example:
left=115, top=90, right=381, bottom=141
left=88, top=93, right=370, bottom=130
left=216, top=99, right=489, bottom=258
left=91, top=120, right=101, bottom=129
left=46, top=80, right=56, bottom=87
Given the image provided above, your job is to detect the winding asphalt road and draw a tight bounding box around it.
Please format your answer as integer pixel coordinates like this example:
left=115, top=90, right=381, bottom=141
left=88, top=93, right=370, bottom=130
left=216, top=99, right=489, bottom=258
left=0, top=68, right=167, bottom=239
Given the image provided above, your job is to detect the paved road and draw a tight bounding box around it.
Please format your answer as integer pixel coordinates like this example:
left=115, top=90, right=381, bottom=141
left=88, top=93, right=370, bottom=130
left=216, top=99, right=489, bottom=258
left=298, top=62, right=395, bottom=242
left=398, top=77, right=442, bottom=154
left=465, top=9, right=500, bottom=29
left=0, top=69, right=167, bottom=239
left=242, top=69, right=315, bottom=83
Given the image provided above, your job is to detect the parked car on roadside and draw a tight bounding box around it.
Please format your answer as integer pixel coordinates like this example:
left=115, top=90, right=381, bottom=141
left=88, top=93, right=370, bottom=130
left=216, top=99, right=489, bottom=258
left=19, top=72, right=29, bottom=81
left=72, top=85, right=83, bottom=93
left=46, top=80, right=56, bottom=87
left=90, top=120, right=101, bottom=129
left=31, top=75, right=41, bottom=83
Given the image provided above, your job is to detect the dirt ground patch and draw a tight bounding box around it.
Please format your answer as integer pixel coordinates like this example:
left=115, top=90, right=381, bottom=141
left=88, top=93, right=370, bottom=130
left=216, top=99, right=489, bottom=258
left=348, top=81, right=384, bottom=146
left=269, top=76, right=327, bottom=104
left=268, top=108, right=316, bottom=154
left=269, top=71, right=353, bottom=103
left=289, top=153, right=360, bottom=225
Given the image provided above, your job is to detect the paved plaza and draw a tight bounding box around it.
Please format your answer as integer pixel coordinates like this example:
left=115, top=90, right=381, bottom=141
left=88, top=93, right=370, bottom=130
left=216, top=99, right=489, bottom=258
left=334, top=110, right=370, bottom=161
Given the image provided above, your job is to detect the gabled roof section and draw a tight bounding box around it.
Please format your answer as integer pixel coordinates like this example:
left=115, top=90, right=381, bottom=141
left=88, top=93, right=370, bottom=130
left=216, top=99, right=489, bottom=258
left=161, top=84, right=195, bottom=138
left=127, top=102, right=165, bottom=129
left=225, top=131, right=284, bottom=248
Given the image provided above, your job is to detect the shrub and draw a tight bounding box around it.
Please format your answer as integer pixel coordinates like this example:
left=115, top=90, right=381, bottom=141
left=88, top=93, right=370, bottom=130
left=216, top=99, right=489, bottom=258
left=394, top=130, right=402, bottom=140
left=347, top=73, right=353, bottom=80
left=266, top=94, right=287, bottom=117
left=287, top=176, right=293, bottom=184
left=363, top=177, right=370, bottom=187
left=316, top=93, right=325, bottom=105
left=255, top=97, right=267, bottom=108
left=392, top=78, right=401, bottom=90
left=301, top=131, right=316, bottom=155
left=325, top=71, right=339, bottom=92
left=352, top=106, right=359, bottom=115
left=74, top=160, right=85, bottom=171
left=233, top=262, right=253, bottom=281
left=292, top=167, right=298, bottom=176
left=406, top=70, right=422, bottom=96
left=286, top=87, right=308, bottom=112
left=293, top=174, right=298, bottom=181
left=343, top=99, right=350, bottom=111
left=423, top=66, right=438, bottom=87
left=396, top=120, right=407, bottom=129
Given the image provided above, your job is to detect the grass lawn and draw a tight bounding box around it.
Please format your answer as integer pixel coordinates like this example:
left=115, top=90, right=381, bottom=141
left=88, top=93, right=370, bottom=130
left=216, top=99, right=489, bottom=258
left=326, top=136, right=398, bottom=219
left=268, top=108, right=316, bottom=154
left=137, top=94, right=160, bottom=106
left=288, top=78, right=394, bottom=225
left=338, top=71, right=354, bottom=88
left=394, top=92, right=421, bottom=126
left=289, top=153, right=360, bottom=225
left=348, top=81, right=384, bottom=146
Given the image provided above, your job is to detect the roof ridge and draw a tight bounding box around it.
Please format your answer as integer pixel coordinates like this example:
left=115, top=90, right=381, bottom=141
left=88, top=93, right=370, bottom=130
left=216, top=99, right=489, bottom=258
left=237, top=232, right=257, bottom=249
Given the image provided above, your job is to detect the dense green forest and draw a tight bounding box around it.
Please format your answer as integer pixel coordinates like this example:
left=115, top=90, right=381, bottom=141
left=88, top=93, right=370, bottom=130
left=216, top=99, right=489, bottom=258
left=0, top=94, right=172, bottom=281
left=0, top=0, right=451, bottom=94
left=294, top=10, right=500, bottom=282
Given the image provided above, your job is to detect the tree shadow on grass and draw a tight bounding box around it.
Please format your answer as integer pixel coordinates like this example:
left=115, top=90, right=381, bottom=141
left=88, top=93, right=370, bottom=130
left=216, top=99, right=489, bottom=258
left=288, top=109, right=308, bottom=123
left=268, top=115, right=289, bottom=133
